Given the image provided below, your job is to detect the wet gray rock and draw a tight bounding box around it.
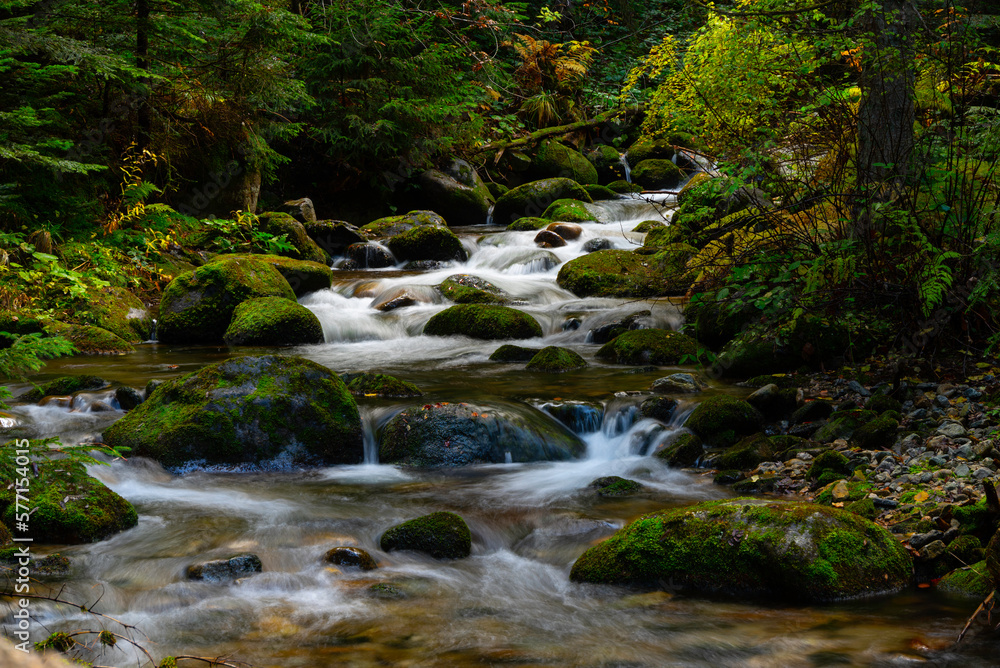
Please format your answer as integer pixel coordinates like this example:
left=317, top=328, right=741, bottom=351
left=187, top=553, right=262, bottom=581
left=650, top=373, right=705, bottom=394
left=324, top=546, right=377, bottom=570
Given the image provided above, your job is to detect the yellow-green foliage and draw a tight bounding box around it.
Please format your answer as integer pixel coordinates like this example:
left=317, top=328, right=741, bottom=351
left=623, top=3, right=823, bottom=151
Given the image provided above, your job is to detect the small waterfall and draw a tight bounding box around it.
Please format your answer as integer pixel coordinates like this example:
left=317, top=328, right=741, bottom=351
left=619, top=153, right=632, bottom=182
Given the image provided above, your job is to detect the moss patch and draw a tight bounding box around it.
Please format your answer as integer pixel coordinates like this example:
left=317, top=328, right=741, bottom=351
left=70, top=286, right=153, bottom=343
left=21, top=375, right=110, bottom=402
left=683, top=395, right=764, bottom=448
left=939, top=561, right=994, bottom=598
left=347, top=373, right=422, bottom=398
left=595, top=328, right=699, bottom=365
left=489, top=344, right=541, bottom=362
left=386, top=225, right=467, bottom=263
left=361, top=210, right=447, bottom=238
left=525, top=346, right=587, bottom=372
left=493, top=178, right=593, bottom=225
left=211, top=253, right=333, bottom=297
left=558, top=250, right=689, bottom=298
left=507, top=217, right=550, bottom=231
left=380, top=511, right=472, bottom=559
left=103, top=355, right=362, bottom=468
left=223, top=296, right=324, bottom=346
left=424, top=304, right=543, bottom=340
left=655, top=432, right=703, bottom=466
left=43, top=321, right=134, bottom=355
left=530, top=141, right=599, bottom=184
left=631, top=159, right=683, bottom=190
left=541, top=198, right=593, bottom=223
left=439, top=275, right=511, bottom=304
left=569, top=498, right=912, bottom=602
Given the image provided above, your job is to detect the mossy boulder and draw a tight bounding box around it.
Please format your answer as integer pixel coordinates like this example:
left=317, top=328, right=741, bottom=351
left=507, top=217, right=550, bottom=231
left=586, top=144, right=626, bottom=183
left=683, top=395, right=764, bottom=448
left=530, top=141, right=599, bottom=184
left=866, top=394, right=902, bottom=414
left=73, top=286, right=153, bottom=343
left=43, top=321, right=134, bottom=355
left=21, top=375, right=110, bottom=403
left=258, top=212, right=327, bottom=263
left=222, top=296, right=324, bottom=346
left=493, top=178, right=592, bottom=226
left=584, top=184, right=619, bottom=201
left=639, top=226, right=681, bottom=250
left=347, top=373, right=422, bottom=398
left=379, top=400, right=585, bottom=467
left=557, top=249, right=683, bottom=298
left=380, top=511, right=472, bottom=559
left=640, top=396, right=679, bottom=422
left=541, top=198, right=594, bottom=223
left=656, top=432, right=703, bottom=466
left=570, top=498, right=913, bottom=602
left=626, top=137, right=676, bottom=163
left=424, top=304, right=542, bottom=340
left=608, top=180, right=643, bottom=194
left=634, top=220, right=666, bottom=233
left=438, top=275, right=511, bottom=305
left=103, top=355, right=363, bottom=468
left=158, top=257, right=295, bottom=344
left=814, top=415, right=865, bottom=443
left=0, top=448, right=137, bottom=544
left=211, top=253, right=332, bottom=297
left=850, top=415, right=899, bottom=450
left=808, top=450, right=853, bottom=481
left=595, top=329, right=699, bottom=366
left=361, top=210, right=447, bottom=238
left=939, top=561, right=994, bottom=598
left=986, top=530, right=1000, bottom=587
left=489, top=344, right=541, bottom=362
left=631, top=159, right=683, bottom=191
left=416, top=168, right=492, bottom=226
left=718, top=433, right=780, bottom=470
left=386, top=225, right=467, bottom=263
left=525, top=346, right=587, bottom=372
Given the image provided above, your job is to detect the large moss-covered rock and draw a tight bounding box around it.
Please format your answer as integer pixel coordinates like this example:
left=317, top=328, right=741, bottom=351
left=631, top=159, right=683, bottom=190
left=584, top=184, right=619, bottom=201
left=158, top=257, right=295, bottom=344
left=21, top=375, right=110, bottom=403
left=626, top=137, right=676, bottom=164
left=103, top=355, right=363, bottom=468
left=360, top=210, right=447, bottom=238
left=683, top=395, right=764, bottom=448
left=72, top=287, right=153, bottom=343
left=438, top=275, right=511, bottom=305
left=347, top=373, right=422, bottom=398
left=379, top=401, right=585, bottom=467
left=424, top=304, right=542, bottom=340
left=489, top=344, right=541, bottom=362
left=608, top=180, right=643, bottom=194
left=493, top=178, right=592, bottom=226
left=939, top=561, right=993, bottom=598
left=386, top=225, right=467, bottom=263
left=557, top=250, right=673, bottom=298
left=507, top=217, right=550, bottom=232
left=530, top=141, right=599, bottom=184
left=570, top=498, right=912, bottom=602
left=0, top=448, right=137, bottom=544
left=525, top=346, right=587, bottom=372
left=595, top=329, right=699, bottom=365
left=258, top=212, right=327, bottom=263
left=380, top=511, right=472, bottom=559
left=850, top=415, right=899, bottom=450
left=655, top=432, right=703, bottom=466
left=43, top=321, right=134, bottom=355
left=223, top=297, right=324, bottom=346
left=211, top=254, right=333, bottom=297
left=416, top=168, right=492, bottom=226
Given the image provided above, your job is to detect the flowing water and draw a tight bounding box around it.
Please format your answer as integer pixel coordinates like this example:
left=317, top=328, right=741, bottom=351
left=2, top=195, right=992, bottom=666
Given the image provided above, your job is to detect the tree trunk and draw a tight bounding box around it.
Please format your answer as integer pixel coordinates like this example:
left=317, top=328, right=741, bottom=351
left=854, top=0, right=917, bottom=234
left=136, top=0, right=151, bottom=151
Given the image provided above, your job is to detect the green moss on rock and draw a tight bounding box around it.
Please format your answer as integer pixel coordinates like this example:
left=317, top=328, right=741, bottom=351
left=595, top=328, right=699, bottom=365
left=607, top=180, right=643, bottom=194
left=258, top=212, right=327, bottom=263
left=850, top=416, right=899, bottom=450
left=631, top=159, right=683, bottom=190
left=525, top=346, right=587, bottom=372
left=43, top=321, right=134, bottom=355
left=939, top=561, right=994, bottom=598
left=386, top=225, right=467, bottom=263
left=683, top=395, right=764, bottom=448
left=0, top=447, right=137, bottom=544
left=489, top=344, right=541, bottom=362
left=103, top=355, right=363, bottom=468
left=557, top=250, right=686, bottom=298
left=211, top=253, right=333, bottom=297
left=21, top=375, right=110, bottom=403
left=493, top=178, right=592, bottom=226
left=569, top=497, right=912, bottom=602
left=541, top=198, right=594, bottom=223
left=424, top=304, right=542, bottom=340
left=439, top=275, right=511, bottom=304
left=584, top=184, right=619, bottom=201
left=72, top=286, right=153, bottom=343
left=530, top=141, right=599, bottom=184
left=634, top=220, right=666, bottom=233
left=347, top=373, right=422, bottom=398
left=361, top=210, right=447, bottom=238
left=380, top=511, right=472, bottom=559
left=655, top=432, right=703, bottom=466
left=719, top=433, right=779, bottom=470
left=591, top=476, right=644, bottom=497
left=507, top=217, right=550, bottom=231
left=808, top=450, right=852, bottom=481
left=158, top=257, right=295, bottom=344
left=223, top=296, right=324, bottom=346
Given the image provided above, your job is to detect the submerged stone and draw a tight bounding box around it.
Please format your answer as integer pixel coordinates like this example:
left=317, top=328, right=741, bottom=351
left=380, top=511, right=472, bottom=559
left=325, top=546, right=378, bottom=571
left=347, top=373, right=422, bottom=398
left=570, top=498, right=912, bottom=602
